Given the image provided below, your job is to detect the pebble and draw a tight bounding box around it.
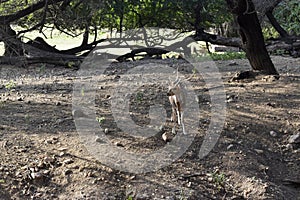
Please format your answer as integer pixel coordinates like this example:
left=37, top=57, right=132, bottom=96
left=63, top=159, right=74, bottom=165
left=30, top=172, right=43, bottom=180
left=288, top=133, right=300, bottom=144
left=59, top=152, right=65, bottom=157
left=114, top=142, right=124, bottom=147
left=227, top=144, right=234, bottom=150
left=58, top=147, right=68, bottom=152
left=17, top=96, right=24, bottom=101
left=254, top=149, right=264, bottom=154
left=95, top=137, right=105, bottom=143
left=104, top=128, right=109, bottom=134
left=64, top=169, right=73, bottom=175
left=270, top=131, right=278, bottom=137
left=72, top=109, right=87, bottom=118
left=228, top=61, right=238, bottom=66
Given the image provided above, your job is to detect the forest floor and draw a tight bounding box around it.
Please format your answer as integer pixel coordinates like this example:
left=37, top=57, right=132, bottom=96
left=0, top=56, right=299, bottom=200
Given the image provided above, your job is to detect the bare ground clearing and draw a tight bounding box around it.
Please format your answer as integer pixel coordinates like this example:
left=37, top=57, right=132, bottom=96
left=0, top=56, right=299, bottom=200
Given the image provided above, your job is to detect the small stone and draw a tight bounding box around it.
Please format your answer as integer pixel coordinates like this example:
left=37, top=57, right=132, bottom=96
left=58, top=147, right=68, bottom=152
left=17, top=96, right=24, bottom=101
left=228, top=61, right=238, bottom=66
left=30, top=172, right=43, bottom=180
left=115, top=142, right=124, bottom=147
left=286, top=143, right=293, bottom=150
left=59, top=152, right=65, bottom=157
left=72, top=109, right=87, bottom=118
left=64, top=169, right=73, bottom=175
left=43, top=156, right=55, bottom=163
left=104, top=128, right=109, bottom=134
left=207, top=177, right=213, bottom=182
left=37, top=162, right=44, bottom=168
left=95, top=137, right=105, bottom=143
left=45, top=139, right=53, bottom=144
left=254, top=149, right=264, bottom=154
left=270, top=131, right=278, bottom=137
left=258, top=164, right=268, bottom=171
left=63, top=159, right=74, bottom=165
left=288, top=133, right=300, bottom=144
left=55, top=101, right=61, bottom=106
left=43, top=170, right=50, bottom=175
left=227, top=144, right=234, bottom=150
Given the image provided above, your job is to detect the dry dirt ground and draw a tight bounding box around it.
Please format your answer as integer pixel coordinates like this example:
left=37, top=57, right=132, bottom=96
left=0, top=56, right=299, bottom=200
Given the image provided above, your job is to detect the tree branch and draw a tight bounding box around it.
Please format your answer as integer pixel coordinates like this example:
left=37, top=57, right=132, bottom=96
left=0, top=0, right=66, bottom=24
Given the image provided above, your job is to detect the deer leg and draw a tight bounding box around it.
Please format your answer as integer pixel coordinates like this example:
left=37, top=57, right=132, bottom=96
left=181, top=111, right=186, bottom=135
left=171, top=107, right=176, bottom=122
left=177, top=110, right=181, bottom=125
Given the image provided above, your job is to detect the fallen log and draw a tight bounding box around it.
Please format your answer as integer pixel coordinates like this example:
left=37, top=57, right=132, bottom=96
left=116, top=47, right=170, bottom=62
left=0, top=55, right=83, bottom=68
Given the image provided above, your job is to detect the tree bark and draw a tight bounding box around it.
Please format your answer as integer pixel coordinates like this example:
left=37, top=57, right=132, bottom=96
left=226, top=0, right=279, bottom=75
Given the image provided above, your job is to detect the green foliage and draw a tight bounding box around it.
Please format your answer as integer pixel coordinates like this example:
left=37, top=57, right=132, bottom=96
left=210, top=52, right=246, bottom=61
left=273, top=0, right=300, bottom=35
left=195, top=52, right=246, bottom=61
left=2, top=0, right=232, bottom=39
left=135, top=92, right=143, bottom=102
left=262, top=26, right=279, bottom=40
left=208, top=170, right=226, bottom=190
left=96, top=116, right=106, bottom=124
left=5, top=80, right=16, bottom=90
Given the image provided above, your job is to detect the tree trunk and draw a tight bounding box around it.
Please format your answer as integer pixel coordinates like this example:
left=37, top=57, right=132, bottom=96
left=226, top=0, right=279, bottom=75
left=0, top=25, right=24, bottom=56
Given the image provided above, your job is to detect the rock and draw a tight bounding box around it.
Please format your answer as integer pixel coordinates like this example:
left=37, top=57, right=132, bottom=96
left=288, top=133, right=300, bottom=144
left=43, top=156, right=55, bottom=163
left=58, top=147, right=68, bottom=152
left=230, top=71, right=256, bottom=82
left=270, top=131, right=278, bottom=137
left=104, top=128, right=109, bottom=134
left=226, top=94, right=238, bottom=103
left=258, top=164, right=269, bottom=172
left=59, top=152, right=65, bottom=157
left=266, top=102, right=276, bottom=108
left=63, top=159, right=74, bottom=165
left=254, top=149, right=264, bottom=154
left=30, top=172, right=45, bottom=184
left=95, top=137, right=106, bottom=144
left=115, top=142, right=124, bottom=147
left=227, top=144, right=234, bottom=150
left=262, top=75, right=279, bottom=82
left=17, top=96, right=24, bottom=101
left=64, top=169, right=73, bottom=175
left=72, top=109, right=88, bottom=118
left=228, top=61, right=238, bottom=66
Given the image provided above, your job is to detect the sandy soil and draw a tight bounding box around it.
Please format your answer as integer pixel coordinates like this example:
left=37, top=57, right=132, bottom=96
left=0, top=56, right=299, bottom=200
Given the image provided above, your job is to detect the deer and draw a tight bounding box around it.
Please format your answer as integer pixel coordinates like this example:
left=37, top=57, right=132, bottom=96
left=167, top=69, right=187, bottom=135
